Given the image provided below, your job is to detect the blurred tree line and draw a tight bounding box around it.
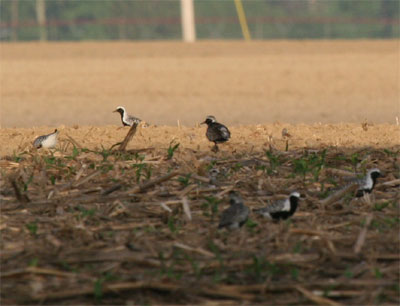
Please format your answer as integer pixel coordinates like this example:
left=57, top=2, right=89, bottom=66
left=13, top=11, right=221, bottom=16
left=0, top=0, right=398, bottom=41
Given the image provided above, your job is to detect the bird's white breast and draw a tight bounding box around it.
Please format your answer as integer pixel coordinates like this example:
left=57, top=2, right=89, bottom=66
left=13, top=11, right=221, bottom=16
left=41, top=133, right=58, bottom=148
left=282, top=198, right=291, bottom=212
left=362, top=174, right=373, bottom=189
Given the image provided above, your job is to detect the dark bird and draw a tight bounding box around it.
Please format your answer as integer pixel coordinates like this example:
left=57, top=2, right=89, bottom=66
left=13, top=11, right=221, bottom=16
left=354, top=168, right=381, bottom=197
left=201, top=115, right=231, bottom=152
left=218, top=191, right=249, bottom=229
left=33, top=129, right=59, bottom=149
left=113, top=106, right=141, bottom=127
left=254, top=192, right=300, bottom=221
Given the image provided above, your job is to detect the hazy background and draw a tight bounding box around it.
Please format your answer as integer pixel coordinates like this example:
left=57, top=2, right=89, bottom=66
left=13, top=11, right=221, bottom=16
left=1, top=0, right=399, bottom=41
left=0, top=0, right=399, bottom=127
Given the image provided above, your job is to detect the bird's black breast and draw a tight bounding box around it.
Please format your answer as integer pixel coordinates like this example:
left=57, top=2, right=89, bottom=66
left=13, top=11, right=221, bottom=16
left=270, top=196, right=299, bottom=220
left=270, top=211, right=292, bottom=220
left=355, top=188, right=371, bottom=197
left=289, top=196, right=299, bottom=214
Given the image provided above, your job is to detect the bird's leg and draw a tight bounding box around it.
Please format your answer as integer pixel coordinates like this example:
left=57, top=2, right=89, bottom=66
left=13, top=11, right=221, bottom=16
left=212, top=143, right=219, bottom=153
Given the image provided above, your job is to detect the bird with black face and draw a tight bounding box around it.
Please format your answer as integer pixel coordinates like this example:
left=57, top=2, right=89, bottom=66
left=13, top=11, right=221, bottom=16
left=113, top=106, right=141, bottom=127
left=354, top=168, right=381, bottom=197
left=218, top=191, right=249, bottom=229
left=201, top=115, right=231, bottom=152
left=253, top=192, right=301, bottom=221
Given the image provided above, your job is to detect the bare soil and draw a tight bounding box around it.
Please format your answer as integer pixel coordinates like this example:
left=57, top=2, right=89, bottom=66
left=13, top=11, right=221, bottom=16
left=1, top=40, right=399, bottom=128
left=0, top=123, right=399, bottom=158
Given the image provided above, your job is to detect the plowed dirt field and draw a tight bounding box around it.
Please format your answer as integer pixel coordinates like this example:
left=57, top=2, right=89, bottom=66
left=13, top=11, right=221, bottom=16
left=1, top=41, right=399, bottom=305
left=1, top=40, right=399, bottom=128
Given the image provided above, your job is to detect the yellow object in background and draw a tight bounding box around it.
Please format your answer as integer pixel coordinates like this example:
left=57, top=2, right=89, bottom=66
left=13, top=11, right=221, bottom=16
left=234, top=0, right=252, bottom=40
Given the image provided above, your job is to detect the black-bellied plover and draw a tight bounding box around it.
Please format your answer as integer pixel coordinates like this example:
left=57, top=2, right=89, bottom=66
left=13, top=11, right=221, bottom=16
left=33, top=129, right=59, bottom=149
left=354, top=168, right=381, bottom=197
left=113, top=106, right=141, bottom=127
left=254, top=192, right=300, bottom=221
left=201, top=115, right=231, bottom=152
left=218, top=191, right=249, bottom=229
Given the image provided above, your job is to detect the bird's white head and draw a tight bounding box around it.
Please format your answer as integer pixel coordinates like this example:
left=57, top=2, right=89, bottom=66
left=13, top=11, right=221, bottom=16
left=367, top=168, right=381, bottom=180
left=367, top=168, right=380, bottom=175
left=290, top=191, right=301, bottom=199
left=202, top=115, right=217, bottom=125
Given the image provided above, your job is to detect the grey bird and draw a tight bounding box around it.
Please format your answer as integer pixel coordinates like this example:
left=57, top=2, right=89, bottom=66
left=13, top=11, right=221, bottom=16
left=33, top=129, right=59, bottom=149
left=208, top=167, right=220, bottom=186
left=354, top=168, right=381, bottom=197
left=281, top=128, right=291, bottom=138
left=253, top=192, right=301, bottom=221
left=218, top=191, right=249, bottom=229
left=113, top=106, right=141, bottom=127
left=201, top=115, right=231, bottom=152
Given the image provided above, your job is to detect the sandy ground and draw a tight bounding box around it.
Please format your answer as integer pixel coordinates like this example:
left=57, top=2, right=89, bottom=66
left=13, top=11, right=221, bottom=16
left=1, top=40, right=399, bottom=156
left=0, top=40, right=399, bottom=129
left=1, top=123, right=399, bottom=158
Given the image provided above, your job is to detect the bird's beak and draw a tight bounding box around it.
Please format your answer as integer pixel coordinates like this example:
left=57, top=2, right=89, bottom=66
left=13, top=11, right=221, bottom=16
left=200, top=121, right=206, bottom=125
left=112, top=110, right=117, bottom=113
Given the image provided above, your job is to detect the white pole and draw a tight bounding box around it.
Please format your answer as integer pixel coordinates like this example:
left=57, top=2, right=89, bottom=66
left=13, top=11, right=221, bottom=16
left=36, top=0, right=47, bottom=41
left=180, top=0, right=196, bottom=42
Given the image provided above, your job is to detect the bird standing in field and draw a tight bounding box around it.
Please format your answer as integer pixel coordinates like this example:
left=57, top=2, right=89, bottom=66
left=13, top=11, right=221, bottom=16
left=218, top=191, right=249, bottom=229
left=354, top=168, right=381, bottom=197
left=33, top=129, right=59, bottom=149
left=208, top=167, right=220, bottom=186
left=201, top=115, right=231, bottom=152
left=321, top=168, right=382, bottom=205
left=253, top=192, right=301, bottom=221
left=113, top=106, right=141, bottom=127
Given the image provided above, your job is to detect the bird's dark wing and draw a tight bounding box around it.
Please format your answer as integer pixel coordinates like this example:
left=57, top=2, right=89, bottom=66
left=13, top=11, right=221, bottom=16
left=219, top=204, right=248, bottom=228
left=207, top=123, right=230, bottom=143
left=216, top=123, right=231, bottom=139
left=33, top=136, right=46, bottom=148
left=127, top=115, right=142, bottom=125
left=255, top=198, right=288, bottom=215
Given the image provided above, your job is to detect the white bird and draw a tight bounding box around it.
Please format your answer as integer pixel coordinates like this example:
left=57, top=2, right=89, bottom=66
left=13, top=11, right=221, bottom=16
left=354, top=168, right=381, bottom=197
left=33, top=129, right=59, bottom=149
left=254, top=192, right=301, bottom=221
left=113, top=106, right=141, bottom=127
left=218, top=191, right=249, bottom=229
